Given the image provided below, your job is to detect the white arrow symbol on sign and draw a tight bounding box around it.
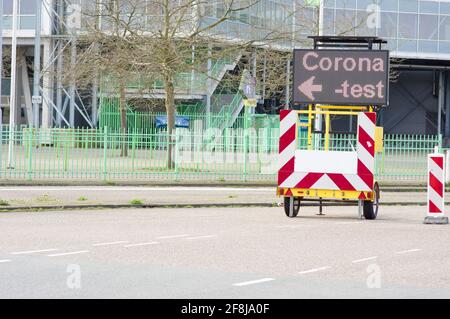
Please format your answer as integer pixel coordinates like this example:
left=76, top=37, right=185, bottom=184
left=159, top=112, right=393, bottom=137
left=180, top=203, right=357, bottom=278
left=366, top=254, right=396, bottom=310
left=298, top=76, right=323, bottom=101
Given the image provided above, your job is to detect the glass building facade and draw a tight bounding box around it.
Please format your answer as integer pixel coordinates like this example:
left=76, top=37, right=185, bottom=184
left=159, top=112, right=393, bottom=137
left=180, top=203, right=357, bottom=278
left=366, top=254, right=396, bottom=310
left=323, top=0, right=450, bottom=59
left=1, top=0, right=38, bottom=30
left=1, top=0, right=450, bottom=60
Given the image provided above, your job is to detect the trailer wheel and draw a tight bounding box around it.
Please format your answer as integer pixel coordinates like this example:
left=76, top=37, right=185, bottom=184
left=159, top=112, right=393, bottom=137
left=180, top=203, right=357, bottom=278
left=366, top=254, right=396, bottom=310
left=363, top=183, right=380, bottom=220
left=284, top=197, right=301, bottom=218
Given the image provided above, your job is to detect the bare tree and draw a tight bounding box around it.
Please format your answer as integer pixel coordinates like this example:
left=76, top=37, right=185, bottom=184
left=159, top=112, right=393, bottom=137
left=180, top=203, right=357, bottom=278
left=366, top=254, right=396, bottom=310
left=67, top=0, right=374, bottom=165
left=74, top=0, right=267, bottom=166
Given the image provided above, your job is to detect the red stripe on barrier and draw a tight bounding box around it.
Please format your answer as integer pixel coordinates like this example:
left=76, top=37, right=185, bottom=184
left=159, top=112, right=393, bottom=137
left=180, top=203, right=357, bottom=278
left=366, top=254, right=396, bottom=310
left=327, top=174, right=356, bottom=191
left=429, top=172, right=444, bottom=197
left=429, top=200, right=442, bottom=213
left=364, top=112, right=376, bottom=124
left=279, top=125, right=296, bottom=153
left=357, top=159, right=374, bottom=189
left=358, top=126, right=375, bottom=156
left=280, top=110, right=291, bottom=121
left=431, top=156, right=444, bottom=170
left=295, top=173, right=324, bottom=189
left=278, top=157, right=295, bottom=185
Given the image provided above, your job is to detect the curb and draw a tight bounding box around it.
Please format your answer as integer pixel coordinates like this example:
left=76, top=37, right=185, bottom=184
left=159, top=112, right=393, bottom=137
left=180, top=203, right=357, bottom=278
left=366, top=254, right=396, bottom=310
left=0, top=201, right=443, bottom=212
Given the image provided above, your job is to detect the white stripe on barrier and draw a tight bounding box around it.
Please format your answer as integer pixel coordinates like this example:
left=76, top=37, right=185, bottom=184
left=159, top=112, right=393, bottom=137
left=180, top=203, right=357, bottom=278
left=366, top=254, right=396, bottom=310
left=428, top=186, right=444, bottom=212
left=311, top=174, right=339, bottom=190
left=280, top=112, right=298, bottom=137
left=344, top=174, right=372, bottom=192
left=280, top=172, right=309, bottom=188
left=357, top=144, right=374, bottom=172
left=279, top=140, right=297, bottom=170
left=358, top=113, right=376, bottom=138
left=429, top=159, right=443, bottom=178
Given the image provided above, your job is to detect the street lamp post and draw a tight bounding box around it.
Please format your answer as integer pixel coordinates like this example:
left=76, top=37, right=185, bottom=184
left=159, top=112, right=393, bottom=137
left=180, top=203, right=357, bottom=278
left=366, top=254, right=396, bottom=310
left=33, top=0, right=42, bottom=128
left=7, top=0, right=18, bottom=169
left=0, top=0, right=3, bottom=123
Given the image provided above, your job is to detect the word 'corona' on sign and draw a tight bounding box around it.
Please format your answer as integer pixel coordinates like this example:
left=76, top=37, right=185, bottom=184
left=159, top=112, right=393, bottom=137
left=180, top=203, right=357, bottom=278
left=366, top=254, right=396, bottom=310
left=302, top=52, right=385, bottom=73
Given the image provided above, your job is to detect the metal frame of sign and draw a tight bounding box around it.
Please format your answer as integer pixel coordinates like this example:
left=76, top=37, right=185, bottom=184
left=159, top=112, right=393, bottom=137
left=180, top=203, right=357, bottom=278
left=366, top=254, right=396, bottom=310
left=292, top=49, right=390, bottom=106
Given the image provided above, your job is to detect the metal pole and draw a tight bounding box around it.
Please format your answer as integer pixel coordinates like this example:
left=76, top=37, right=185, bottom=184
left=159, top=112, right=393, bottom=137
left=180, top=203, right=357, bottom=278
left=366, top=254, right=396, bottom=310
left=33, top=0, right=42, bottom=128
left=285, top=59, right=290, bottom=110
left=92, top=75, right=99, bottom=126
left=438, top=71, right=444, bottom=136
left=56, top=0, right=64, bottom=127
left=0, top=0, right=3, bottom=126
left=206, top=44, right=212, bottom=129
left=445, top=72, right=450, bottom=138
left=0, top=0, right=2, bottom=176
left=69, top=37, right=77, bottom=127
left=7, top=0, right=18, bottom=168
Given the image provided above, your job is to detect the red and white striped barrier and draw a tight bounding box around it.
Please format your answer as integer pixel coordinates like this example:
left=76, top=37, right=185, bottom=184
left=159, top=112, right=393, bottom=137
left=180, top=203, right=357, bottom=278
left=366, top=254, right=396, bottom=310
left=278, top=111, right=376, bottom=193
left=425, top=153, right=449, bottom=224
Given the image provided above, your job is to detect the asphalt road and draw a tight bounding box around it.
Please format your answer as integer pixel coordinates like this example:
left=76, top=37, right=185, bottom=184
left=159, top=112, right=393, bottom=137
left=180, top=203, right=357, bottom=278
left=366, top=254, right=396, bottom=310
left=0, top=205, right=449, bottom=298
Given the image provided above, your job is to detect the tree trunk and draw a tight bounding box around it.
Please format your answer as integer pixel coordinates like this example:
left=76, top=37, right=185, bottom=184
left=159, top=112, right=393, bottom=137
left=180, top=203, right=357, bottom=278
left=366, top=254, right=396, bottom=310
left=164, top=72, right=175, bottom=169
left=119, top=79, right=128, bottom=157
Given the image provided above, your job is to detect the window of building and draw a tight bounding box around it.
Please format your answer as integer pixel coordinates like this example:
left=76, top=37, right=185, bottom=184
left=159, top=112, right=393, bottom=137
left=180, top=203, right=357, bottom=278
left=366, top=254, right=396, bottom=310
left=398, top=39, right=417, bottom=51
left=357, top=0, right=377, bottom=10
left=440, top=3, right=450, bottom=15
left=324, top=0, right=335, bottom=8
left=322, top=8, right=335, bottom=34
left=419, top=0, right=438, bottom=14
left=398, top=13, right=418, bottom=38
left=438, top=40, right=450, bottom=53
left=336, top=0, right=356, bottom=9
left=379, top=12, right=398, bottom=38
left=3, top=0, right=13, bottom=14
left=356, top=10, right=377, bottom=36
left=439, top=16, right=450, bottom=41
left=419, top=14, right=438, bottom=40
left=418, top=40, right=438, bottom=52
left=379, top=0, right=398, bottom=12
left=399, top=0, right=418, bottom=13
left=335, top=8, right=357, bottom=35
left=20, top=0, right=36, bottom=14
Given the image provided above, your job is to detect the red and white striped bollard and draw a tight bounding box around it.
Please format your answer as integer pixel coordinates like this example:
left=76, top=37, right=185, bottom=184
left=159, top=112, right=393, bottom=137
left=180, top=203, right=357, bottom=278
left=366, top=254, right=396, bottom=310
left=425, top=152, right=449, bottom=224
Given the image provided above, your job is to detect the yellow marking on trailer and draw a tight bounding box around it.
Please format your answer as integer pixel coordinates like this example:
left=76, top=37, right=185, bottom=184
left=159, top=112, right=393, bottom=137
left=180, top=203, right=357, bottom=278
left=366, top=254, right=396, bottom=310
left=277, top=188, right=375, bottom=202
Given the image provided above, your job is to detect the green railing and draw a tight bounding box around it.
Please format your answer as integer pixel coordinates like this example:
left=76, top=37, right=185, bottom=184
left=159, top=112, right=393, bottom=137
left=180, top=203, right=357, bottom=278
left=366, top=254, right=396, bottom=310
left=0, top=125, right=443, bottom=183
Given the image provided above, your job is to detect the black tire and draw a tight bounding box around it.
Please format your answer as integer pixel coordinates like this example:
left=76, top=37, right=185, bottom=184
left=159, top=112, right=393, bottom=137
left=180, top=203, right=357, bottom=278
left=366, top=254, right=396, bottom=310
left=363, top=183, right=380, bottom=220
left=284, top=197, right=301, bottom=218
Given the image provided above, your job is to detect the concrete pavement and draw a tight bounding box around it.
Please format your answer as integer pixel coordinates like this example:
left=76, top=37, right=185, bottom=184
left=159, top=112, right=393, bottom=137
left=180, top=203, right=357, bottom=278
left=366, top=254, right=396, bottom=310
left=0, top=186, right=444, bottom=209
left=0, top=205, right=449, bottom=298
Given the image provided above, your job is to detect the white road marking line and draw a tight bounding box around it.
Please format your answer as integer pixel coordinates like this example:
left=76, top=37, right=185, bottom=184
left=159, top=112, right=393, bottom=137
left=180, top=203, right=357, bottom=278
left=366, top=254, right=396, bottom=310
left=233, top=278, right=275, bottom=287
left=185, top=235, right=217, bottom=240
left=123, top=242, right=159, bottom=247
left=47, top=251, right=89, bottom=257
left=93, top=241, right=129, bottom=246
left=11, top=249, right=59, bottom=255
left=352, top=256, right=378, bottom=263
left=396, top=249, right=422, bottom=254
left=298, top=266, right=331, bottom=275
left=156, top=235, right=189, bottom=239
left=0, top=260, right=12, bottom=263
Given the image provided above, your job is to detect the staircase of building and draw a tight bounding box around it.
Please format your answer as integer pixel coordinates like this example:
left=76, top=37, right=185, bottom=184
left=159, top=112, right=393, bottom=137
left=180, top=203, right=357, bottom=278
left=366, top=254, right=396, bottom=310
left=113, top=53, right=242, bottom=100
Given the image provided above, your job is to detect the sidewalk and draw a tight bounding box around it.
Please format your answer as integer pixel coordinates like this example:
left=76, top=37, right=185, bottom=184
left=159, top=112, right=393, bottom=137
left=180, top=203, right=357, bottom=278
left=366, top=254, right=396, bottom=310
left=0, top=186, right=444, bottom=210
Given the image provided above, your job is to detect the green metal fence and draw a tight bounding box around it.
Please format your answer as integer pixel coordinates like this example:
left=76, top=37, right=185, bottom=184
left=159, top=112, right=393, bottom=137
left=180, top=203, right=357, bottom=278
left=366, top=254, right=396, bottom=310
left=98, top=97, right=280, bottom=133
left=0, top=125, right=443, bottom=183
